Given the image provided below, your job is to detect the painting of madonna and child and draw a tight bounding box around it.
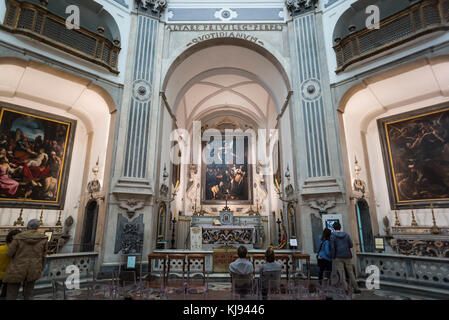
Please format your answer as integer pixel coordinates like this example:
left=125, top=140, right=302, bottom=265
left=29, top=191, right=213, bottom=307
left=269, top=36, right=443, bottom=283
left=0, top=104, right=76, bottom=209
left=203, top=136, right=251, bottom=204
left=378, top=105, right=449, bottom=209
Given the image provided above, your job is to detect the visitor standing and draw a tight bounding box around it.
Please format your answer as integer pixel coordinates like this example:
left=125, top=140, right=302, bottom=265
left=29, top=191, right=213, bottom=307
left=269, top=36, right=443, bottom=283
left=329, top=221, right=361, bottom=294
left=316, top=228, right=332, bottom=283
left=3, top=219, right=48, bottom=300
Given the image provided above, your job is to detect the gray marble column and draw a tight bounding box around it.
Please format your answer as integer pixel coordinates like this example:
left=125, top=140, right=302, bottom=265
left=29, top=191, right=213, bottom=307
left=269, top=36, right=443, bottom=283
left=286, top=1, right=349, bottom=256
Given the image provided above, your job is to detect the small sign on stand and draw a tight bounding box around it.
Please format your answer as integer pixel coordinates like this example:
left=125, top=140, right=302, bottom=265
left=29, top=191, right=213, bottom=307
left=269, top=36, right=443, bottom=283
left=127, top=256, right=137, bottom=269
left=289, top=238, right=298, bottom=250
left=374, top=236, right=385, bottom=252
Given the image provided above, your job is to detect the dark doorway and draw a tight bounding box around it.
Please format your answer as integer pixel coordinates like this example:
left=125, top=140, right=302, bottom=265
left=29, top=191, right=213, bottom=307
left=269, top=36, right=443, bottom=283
left=81, top=200, right=99, bottom=252
left=355, top=200, right=374, bottom=252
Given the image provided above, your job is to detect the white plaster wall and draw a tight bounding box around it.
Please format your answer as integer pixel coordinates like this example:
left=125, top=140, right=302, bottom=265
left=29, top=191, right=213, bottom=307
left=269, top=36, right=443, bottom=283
left=321, top=0, right=449, bottom=85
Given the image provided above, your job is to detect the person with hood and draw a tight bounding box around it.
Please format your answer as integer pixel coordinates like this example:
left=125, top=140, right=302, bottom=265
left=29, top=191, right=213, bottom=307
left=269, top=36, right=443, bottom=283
left=0, top=229, right=22, bottom=298
left=329, top=221, right=361, bottom=294
left=3, top=219, right=48, bottom=300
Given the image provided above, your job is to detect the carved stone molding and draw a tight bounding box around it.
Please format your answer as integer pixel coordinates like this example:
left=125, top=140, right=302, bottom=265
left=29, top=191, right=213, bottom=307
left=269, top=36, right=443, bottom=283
left=118, top=199, right=145, bottom=219
left=308, top=199, right=336, bottom=215
left=285, top=0, right=318, bottom=16
left=135, top=0, right=167, bottom=16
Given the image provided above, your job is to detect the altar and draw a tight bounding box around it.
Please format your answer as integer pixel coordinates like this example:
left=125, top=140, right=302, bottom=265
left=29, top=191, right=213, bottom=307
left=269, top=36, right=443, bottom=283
left=190, top=210, right=264, bottom=250
left=202, top=225, right=254, bottom=245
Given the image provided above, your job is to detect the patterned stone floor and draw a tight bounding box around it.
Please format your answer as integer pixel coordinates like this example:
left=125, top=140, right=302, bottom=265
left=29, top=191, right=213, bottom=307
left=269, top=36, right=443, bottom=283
left=28, top=282, right=429, bottom=300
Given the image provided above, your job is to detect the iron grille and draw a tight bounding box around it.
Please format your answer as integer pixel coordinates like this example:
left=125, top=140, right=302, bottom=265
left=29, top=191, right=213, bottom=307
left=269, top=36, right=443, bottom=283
left=5, top=5, right=17, bottom=26
left=422, top=4, right=441, bottom=27
left=1, top=0, right=120, bottom=74
left=334, top=0, right=449, bottom=73
left=17, top=8, right=33, bottom=30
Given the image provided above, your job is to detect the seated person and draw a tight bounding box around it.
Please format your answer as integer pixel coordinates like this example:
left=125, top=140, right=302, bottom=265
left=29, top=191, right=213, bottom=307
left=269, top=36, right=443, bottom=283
left=229, top=246, right=254, bottom=296
left=259, top=247, right=281, bottom=299
left=229, top=246, right=253, bottom=275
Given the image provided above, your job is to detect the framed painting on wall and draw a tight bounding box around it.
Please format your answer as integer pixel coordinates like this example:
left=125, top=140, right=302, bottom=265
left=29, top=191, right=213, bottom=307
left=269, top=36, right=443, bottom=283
left=0, top=103, right=76, bottom=209
left=378, top=104, right=449, bottom=209
left=201, top=135, right=252, bottom=205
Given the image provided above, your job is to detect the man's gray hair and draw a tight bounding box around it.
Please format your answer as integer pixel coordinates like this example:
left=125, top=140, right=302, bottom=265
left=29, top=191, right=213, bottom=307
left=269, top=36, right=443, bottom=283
left=27, top=219, right=40, bottom=230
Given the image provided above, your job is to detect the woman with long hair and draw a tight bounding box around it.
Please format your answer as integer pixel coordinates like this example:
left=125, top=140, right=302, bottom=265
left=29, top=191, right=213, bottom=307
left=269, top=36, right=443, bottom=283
left=316, top=228, right=332, bottom=283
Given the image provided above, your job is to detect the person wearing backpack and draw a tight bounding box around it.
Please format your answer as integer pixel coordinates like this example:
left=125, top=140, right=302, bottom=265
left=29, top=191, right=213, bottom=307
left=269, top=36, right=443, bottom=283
left=329, top=221, right=361, bottom=294
left=316, top=228, right=332, bottom=284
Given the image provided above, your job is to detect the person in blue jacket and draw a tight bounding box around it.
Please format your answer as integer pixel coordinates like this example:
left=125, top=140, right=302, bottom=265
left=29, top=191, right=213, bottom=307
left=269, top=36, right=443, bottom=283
left=329, top=221, right=361, bottom=294
left=316, top=228, right=332, bottom=283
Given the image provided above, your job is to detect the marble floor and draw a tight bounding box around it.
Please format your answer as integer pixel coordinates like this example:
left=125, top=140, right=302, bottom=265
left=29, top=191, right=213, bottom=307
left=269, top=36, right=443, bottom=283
left=28, top=281, right=430, bottom=300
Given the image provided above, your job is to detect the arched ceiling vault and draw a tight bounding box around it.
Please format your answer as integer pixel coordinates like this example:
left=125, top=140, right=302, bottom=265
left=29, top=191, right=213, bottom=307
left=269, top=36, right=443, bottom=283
left=164, top=44, right=290, bottom=130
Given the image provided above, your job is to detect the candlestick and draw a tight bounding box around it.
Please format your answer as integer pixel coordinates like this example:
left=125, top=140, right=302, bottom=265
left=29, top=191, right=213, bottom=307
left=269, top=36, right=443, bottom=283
left=39, top=209, right=44, bottom=226
left=276, top=218, right=282, bottom=245
left=171, top=216, right=177, bottom=249
left=430, top=204, right=440, bottom=234
left=394, top=210, right=401, bottom=227
left=14, top=208, right=24, bottom=226
left=56, top=210, right=62, bottom=226
left=410, top=207, right=418, bottom=227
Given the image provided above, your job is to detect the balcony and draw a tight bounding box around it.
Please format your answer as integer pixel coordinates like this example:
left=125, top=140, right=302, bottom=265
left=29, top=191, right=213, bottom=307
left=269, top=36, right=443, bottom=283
left=1, top=0, right=120, bottom=74
left=334, top=0, right=449, bottom=73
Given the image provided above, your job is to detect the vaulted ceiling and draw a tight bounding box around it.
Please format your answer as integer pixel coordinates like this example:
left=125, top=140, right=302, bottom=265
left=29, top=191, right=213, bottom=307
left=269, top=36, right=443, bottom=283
left=164, top=44, right=290, bottom=130
left=178, top=71, right=276, bottom=129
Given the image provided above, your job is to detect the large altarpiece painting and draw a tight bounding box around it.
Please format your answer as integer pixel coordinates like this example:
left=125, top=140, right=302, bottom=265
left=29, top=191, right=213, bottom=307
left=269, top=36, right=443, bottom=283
left=202, top=135, right=252, bottom=204
left=0, top=103, right=76, bottom=209
left=378, top=104, right=449, bottom=209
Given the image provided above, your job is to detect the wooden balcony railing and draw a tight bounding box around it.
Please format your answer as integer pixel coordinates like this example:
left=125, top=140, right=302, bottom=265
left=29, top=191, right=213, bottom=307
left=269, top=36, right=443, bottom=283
left=1, top=0, right=120, bottom=74
left=334, top=0, right=449, bottom=73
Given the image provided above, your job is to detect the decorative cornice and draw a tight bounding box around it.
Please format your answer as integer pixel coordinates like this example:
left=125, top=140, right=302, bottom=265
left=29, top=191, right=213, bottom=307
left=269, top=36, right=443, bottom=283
left=285, top=0, right=318, bottom=16
left=135, top=0, right=167, bottom=17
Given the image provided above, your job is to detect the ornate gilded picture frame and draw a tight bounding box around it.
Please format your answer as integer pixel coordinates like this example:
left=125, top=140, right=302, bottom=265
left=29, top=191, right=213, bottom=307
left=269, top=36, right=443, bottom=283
left=0, top=103, right=76, bottom=209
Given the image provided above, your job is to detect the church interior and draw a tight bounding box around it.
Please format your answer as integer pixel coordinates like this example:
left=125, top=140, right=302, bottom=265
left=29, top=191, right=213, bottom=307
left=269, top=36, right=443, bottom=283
left=0, top=0, right=448, bottom=301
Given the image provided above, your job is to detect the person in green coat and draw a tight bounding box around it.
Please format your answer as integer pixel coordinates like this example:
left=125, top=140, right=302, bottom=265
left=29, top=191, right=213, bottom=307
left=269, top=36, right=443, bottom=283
left=3, top=219, right=48, bottom=300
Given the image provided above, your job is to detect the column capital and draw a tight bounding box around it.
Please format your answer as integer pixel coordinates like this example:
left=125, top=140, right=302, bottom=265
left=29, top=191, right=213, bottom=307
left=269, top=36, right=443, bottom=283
left=285, top=0, right=318, bottom=17
left=135, top=0, right=167, bottom=18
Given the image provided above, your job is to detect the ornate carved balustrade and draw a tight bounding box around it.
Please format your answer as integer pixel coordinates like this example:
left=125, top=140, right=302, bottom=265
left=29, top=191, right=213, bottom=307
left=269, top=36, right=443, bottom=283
left=357, top=253, right=449, bottom=294
left=37, top=252, right=98, bottom=287
left=334, top=0, right=449, bottom=73
left=1, top=0, right=120, bottom=74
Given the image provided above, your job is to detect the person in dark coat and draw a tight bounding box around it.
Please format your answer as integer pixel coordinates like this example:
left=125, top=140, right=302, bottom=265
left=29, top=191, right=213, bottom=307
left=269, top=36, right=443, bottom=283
left=3, top=219, right=48, bottom=300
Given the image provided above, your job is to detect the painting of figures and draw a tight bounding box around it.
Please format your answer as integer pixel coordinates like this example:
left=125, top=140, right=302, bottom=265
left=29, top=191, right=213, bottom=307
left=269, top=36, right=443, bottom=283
left=203, top=136, right=251, bottom=203
left=378, top=105, right=449, bottom=208
left=0, top=104, right=76, bottom=209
